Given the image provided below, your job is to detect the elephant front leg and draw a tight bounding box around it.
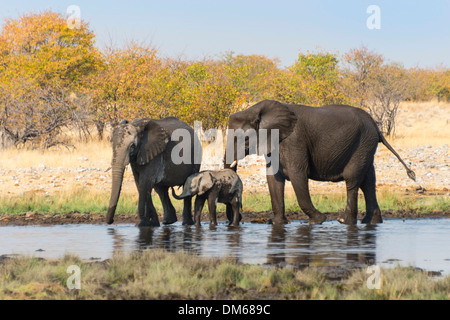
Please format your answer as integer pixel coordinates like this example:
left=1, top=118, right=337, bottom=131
left=207, top=188, right=220, bottom=226
left=137, top=189, right=160, bottom=227
left=289, top=173, right=326, bottom=225
left=207, top=197, right=218, bottom=227
left=182, top=197, right=194, bottom=225
left=194, top=196, right=207, bottom=227
left=266, top=171, right=288, bottom=225
left=155, top=186, right=177, bottom=225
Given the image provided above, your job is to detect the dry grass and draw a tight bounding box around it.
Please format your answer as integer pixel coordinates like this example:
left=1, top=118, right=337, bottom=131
left=0, top=139, right=112, bottom=170
left=391, top=101, right=450, bottom=148
left=0, top=250, right=448, bottom=300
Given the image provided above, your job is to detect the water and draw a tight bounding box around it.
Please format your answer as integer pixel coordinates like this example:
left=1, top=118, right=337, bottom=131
left=1, top=218, right=449, bottom=274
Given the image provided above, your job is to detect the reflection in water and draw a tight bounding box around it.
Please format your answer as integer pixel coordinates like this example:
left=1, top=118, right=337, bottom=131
left=266, top=224, right=377, bottom=269
left=1, top=219, right=449, bottom=273
left=107, top=222, right=379, bottom=270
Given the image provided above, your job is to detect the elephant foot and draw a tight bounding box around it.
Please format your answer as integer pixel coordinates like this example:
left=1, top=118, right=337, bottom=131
left=337, top=214, right=357, bottom=225
left=193, top=220, right=202, bottom=227
left=162, top=216, right=177, bottom=225
left=361, top=214, right=383, bottom=224
left=228, top=221, right=239, bottom=227
left=210, top=220, right=218, bottom=227
left=309, top=212, right=327, bottom=225
left=137, top=218, right=160, bottom=227
left=272, top=215, right=289, bottom=225
left=182, top=218, right=195, bottom=226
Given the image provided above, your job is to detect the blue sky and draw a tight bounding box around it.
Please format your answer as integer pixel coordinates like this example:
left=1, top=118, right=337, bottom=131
left=1, top=0, right=449, bottom=68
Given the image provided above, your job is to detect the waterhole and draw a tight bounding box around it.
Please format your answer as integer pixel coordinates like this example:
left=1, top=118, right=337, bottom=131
left=1, top=218, right=449, bottom=274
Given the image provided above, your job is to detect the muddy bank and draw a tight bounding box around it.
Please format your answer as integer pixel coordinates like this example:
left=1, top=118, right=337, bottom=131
left=0, top=210, right=448, bottom=226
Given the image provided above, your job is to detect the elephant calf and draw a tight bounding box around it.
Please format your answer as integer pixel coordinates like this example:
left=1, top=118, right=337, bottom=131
left=172, top=169, right=243, bottom=226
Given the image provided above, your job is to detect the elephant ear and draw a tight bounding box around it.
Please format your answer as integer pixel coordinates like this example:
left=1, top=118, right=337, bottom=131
left=133, top=119, right=169, bottom=165
left=254, top=100, right=297, bottom=155
left=258, top=100, right=297, bottom=141
left=197, top=172, right=216, bottom=196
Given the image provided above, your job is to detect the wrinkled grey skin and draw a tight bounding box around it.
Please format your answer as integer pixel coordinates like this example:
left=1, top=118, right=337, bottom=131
left=172, top=169, right=243, bottom=227
left=224, top=100, right=416, bottom=226
left=106, top=117, right=201, bottom=227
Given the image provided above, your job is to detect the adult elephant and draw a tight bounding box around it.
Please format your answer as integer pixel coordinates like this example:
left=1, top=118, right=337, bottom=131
left=106, top=117, right=201, bottom=227
left=224, top=100, right=415, bottom=225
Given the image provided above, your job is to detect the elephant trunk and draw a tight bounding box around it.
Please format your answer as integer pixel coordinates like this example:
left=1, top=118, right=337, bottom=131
left=171, top=185, right=192, bottom=200
left=106, top=165, right=125, bottom=224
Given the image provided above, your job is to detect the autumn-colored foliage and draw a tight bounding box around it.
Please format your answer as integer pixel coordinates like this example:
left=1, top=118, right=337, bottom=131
left=0, top=10, right=449, bottom=148
left=0, top=10, right=101, bottom=148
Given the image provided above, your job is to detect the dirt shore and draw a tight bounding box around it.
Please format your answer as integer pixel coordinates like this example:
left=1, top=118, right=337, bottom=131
left=1, top=209, right=448, bottom=226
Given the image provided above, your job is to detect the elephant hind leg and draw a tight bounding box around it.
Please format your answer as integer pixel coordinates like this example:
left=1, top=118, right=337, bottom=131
left=226, top=203, right=233, bottom=223
left=229, top=195, right=241, bottom=227
left=360, top=165, right=382, bottom=224
left=338, top=157, right=373, bottom=225
left=155, top=186, right=177, bottom=225
left=338, top=181, right=359, bottom=225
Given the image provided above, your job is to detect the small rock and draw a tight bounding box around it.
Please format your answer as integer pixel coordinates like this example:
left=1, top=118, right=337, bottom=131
left=25, top=212, right=36, bottom=218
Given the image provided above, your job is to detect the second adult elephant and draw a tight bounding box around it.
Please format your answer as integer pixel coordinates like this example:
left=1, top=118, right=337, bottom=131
left=106, top=117, right=201, bottom=227
left=224, top=100, right=416, bottom=225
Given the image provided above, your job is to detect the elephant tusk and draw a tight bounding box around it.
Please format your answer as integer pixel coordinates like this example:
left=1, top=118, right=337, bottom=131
left=230, top=160, right=237, bottom=168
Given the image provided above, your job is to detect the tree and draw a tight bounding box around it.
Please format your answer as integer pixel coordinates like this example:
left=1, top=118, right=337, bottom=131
left=366, top=63, right=411, bottom=136
left=343, top=46, right=411, bottom=136
left=0, top=10, right=101, bottom=148
left=84, top=42, right=162, bottom=137
left=343, top=46, right=383, bottom=108
left=174, top=59, right=247, bottom=130
left=275, top=50, right=346, bottom=106
left=221, top=52, right=281, bottom=102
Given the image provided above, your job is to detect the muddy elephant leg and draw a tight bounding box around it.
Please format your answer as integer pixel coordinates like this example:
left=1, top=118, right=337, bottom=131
left=194, top=196, right=207, bottom=227
left=360, top=165, right=382, bottom=224
left=226, top=204, right=233, bottom=223
left=182, top=197, right=194, bottom=226
left=229, top=195, right=241, bottom=227
left=338, top=179, right=360, bottom=225
left=289, top=173, right=326, bottom=225
left=138, top=188, right=160, bottom=227
left=155, top=186, right=177, bottom=225
left=207, top=191, right=219, bottom=226
left=266, top=171, right=288, bottom=225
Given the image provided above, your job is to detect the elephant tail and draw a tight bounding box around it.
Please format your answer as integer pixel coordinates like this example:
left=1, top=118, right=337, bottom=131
left=379, top=134, right=416, bottom=181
